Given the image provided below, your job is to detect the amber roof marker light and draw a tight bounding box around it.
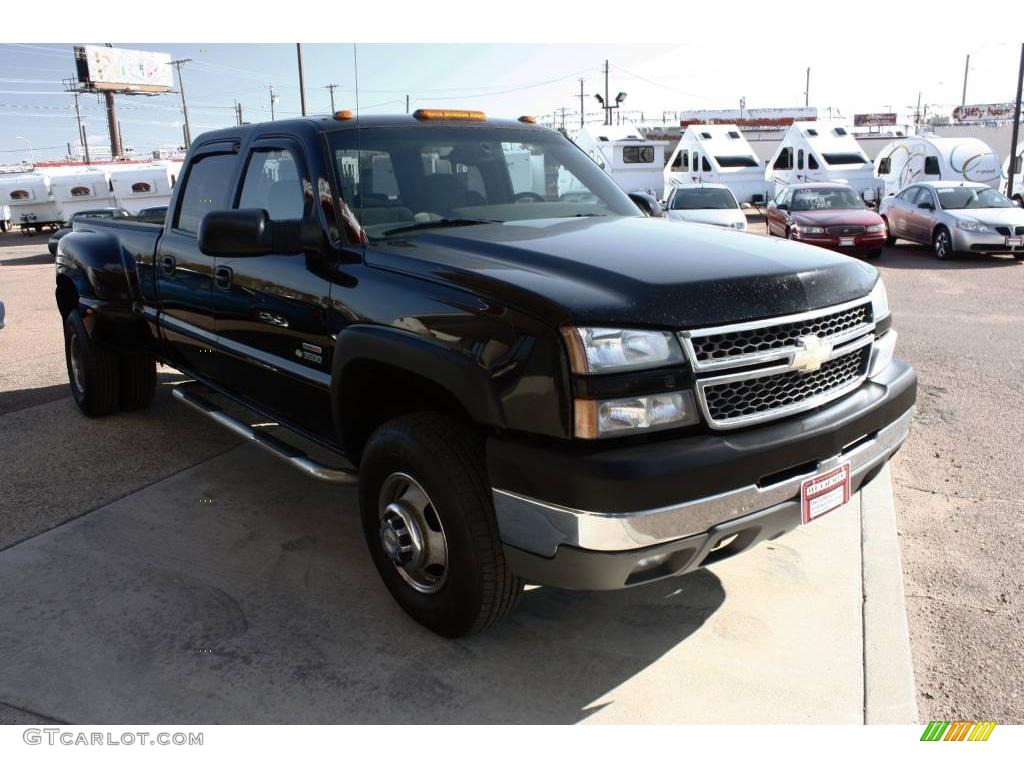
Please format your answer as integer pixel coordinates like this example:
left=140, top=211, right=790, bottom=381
left=518, top=115, right=537, bottom=124
left=412, top=109, right=486, bottom=121
left=333, top=110, right=354, bottom=121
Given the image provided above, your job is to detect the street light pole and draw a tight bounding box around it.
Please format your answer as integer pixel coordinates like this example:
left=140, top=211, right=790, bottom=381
left=961, top=54, right=970, bottom=107
left=604, top=60, right=610, bottom=125
left=15, top=136, right=34, bottom=165
left=170, top=58, right=193, bottom=148
left=296, top=44, right=307, bottom=116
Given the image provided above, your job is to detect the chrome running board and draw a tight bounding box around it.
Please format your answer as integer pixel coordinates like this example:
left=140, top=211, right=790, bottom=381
left=172, top=385, right=358, bottom=485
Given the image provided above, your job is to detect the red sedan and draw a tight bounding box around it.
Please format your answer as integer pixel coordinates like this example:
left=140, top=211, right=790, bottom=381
left=766, top=183, right=887, bottom=258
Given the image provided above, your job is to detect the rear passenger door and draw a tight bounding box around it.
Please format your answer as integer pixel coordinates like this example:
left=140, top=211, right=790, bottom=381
left=156, top=144, right=239, bottom=377
left=213, top=138, right=334, bottom=439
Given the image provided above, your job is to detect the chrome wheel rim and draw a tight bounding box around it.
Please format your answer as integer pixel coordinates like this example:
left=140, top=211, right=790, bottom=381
left=378, top=472, right=448, bottom=594
left=68, top=330, right=84, bottom=392
left=935, top=231, right=949, bottom=259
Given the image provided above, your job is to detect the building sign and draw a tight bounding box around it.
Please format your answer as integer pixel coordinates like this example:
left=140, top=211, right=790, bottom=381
left=74, top=45, right=173, bottom=93
left=952, top=103, right=1016, bottom=123
left=679, top=107, right=817, bottom=128
left=854, top=113, right=897, bottom=127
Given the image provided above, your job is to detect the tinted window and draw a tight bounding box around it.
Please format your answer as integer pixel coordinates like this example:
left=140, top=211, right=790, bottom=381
left=672, top=150, right=688, bottom=170
left=773, top=147, right=793, bottom=170
left=238, top=148, right=305, bottom=220
left=622, top=145, right=655, bottom=164
left=924, top=156, right=940, bottom=175
left=822, top=152, right=868, bottom=166
left=936, top=186, right=1013, bottom=209
left=878, top=157, right=891, bottom=175
left=798, top=149, right=805, bottom=170
left=714, top=155, right=758, bottom=168
left=808, top=154, right=819, bottom=170
left=702, top=156, right=711, bottom=172
left=175, top=153, right=237, bottom=234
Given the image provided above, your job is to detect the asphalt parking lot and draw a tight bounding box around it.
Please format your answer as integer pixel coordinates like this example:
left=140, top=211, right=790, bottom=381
left=0, top=219, right=1020, bottom=723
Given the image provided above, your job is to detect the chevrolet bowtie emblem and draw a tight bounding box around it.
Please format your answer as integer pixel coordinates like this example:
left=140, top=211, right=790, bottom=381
left=791, top=334, right=833, bottom=373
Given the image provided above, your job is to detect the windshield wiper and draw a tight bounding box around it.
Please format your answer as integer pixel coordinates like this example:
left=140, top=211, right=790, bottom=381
left=382, top=218, right=501, bottom=237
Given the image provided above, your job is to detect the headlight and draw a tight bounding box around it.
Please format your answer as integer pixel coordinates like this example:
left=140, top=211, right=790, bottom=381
left=562, top=327, right=684, bottom=374
left=956, top=219, right=992, bottom=233
left=868, top=330, right=897, bottom=377
left=866, top=223, right=885, bottom=233
left=575, top=391, right=700, bottom=438
left=868, top=278, right=889, bottom=321
left=794, top=224, right=824, bottom=234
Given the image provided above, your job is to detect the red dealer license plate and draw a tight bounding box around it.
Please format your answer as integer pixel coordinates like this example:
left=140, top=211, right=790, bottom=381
left=801, top=463, right=851, bottom=524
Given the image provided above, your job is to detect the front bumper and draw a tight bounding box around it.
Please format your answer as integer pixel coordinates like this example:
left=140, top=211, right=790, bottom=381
left=489, top=358, right=916, bottom=590
left=951, top=228, right=1024, bottom=254
left=792, top=232, right=887, bottom=253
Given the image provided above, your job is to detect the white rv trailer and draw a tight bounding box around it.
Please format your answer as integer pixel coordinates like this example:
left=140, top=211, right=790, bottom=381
left=765, top=121, right=878, bottom=202
left=0, top=172, right=63, bottom=232
left=663, top=124, right=768, bottom=203
left=567, top=124, right=668, bottom=197
left=1001, top=143, right=1022, bottom=204
left=50, top=168, right=116, bottom=223
left=109, top=162, right=182, bottom=214
left=873, top=136, right=1001, bottom=197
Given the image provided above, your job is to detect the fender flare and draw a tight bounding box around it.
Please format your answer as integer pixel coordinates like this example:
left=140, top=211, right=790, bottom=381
left=330, top=324, right=507, bottom=449
left=56, top=230, right=140, bottom=305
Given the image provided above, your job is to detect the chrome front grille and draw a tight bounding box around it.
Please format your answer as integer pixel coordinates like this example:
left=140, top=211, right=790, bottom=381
left=681, top=298, right=877, bottom=430
left=825, top=225, right=865, bottom=235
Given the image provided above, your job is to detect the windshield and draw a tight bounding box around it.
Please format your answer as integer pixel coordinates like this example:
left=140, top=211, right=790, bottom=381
left=671, top=187, right=737, bottom=210
left=936, top=186, right=1013, bottom=210
left=822, top=152, right=868, bottom=166
left=790, top=187, right=865, bottom=211
left=328, top=125, right=638, bottom=240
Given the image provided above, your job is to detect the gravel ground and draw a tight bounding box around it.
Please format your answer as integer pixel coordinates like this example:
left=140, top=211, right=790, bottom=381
left=0, top=221, right=1021, bottom=722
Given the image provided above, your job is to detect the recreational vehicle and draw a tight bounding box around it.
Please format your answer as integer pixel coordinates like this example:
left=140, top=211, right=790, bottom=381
left=766, top=121, right=877, bottom=202
left=50, top=169, right=116, bottom=223
left=663, top=124, right=768, bottom=203
left=874, top=136, right=1001, bottom=198
left=109, top=162, right=182, bottom=214
left=568, top=124, right=668, bottom=197
left=1001, top=143, right=1023, bottom=205
left=0, top=172, right=62, bottom=232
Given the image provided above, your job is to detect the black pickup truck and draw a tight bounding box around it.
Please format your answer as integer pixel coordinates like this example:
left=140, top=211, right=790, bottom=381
left=55, top=110, right=916, bottom=637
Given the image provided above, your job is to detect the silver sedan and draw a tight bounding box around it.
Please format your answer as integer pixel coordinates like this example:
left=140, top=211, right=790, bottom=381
left=879, top=181, right=1024, bottom=260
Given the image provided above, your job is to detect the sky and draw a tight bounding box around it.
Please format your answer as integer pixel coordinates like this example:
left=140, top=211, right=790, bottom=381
left=1, top=40, right=1022, bottom=164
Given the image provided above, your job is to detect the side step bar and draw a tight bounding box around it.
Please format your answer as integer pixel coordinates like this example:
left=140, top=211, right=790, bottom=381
left=172, top=386, right=358, bottom=485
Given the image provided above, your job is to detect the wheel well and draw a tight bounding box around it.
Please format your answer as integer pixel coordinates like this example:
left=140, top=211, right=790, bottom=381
left=932, top=223, right=949, bottom=239
left=55, top=274, right=78, bottom=320
left=338, top=359, right=473, bottom=464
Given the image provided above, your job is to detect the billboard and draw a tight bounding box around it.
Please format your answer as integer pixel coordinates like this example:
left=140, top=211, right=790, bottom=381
left=678, top=107, right=817, bottom=128
left=854, top=113, right=897, bottom=127
left=952, top=103, right=1016, bottom=123
left=74, top=45, right=173, bottom=93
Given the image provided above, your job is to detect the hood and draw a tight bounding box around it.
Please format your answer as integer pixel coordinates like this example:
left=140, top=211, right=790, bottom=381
left=667, top=209, right=745, bottom=227
left=953, top=207, right=1024, bottom=226
left=791, top=209, right=883, bottom=226
left=366, top=216, right=878, bottom=329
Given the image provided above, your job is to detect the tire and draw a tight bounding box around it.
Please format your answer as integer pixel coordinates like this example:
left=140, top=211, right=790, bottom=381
left=63, top=308, right=120, bottom=417
left=932, top=226, right=953, bottom=260
left=118, top=353, right=157, bottom=411
left=882, top=217, right=896, bottom=246
left=358, top=412, right=524, bottom=637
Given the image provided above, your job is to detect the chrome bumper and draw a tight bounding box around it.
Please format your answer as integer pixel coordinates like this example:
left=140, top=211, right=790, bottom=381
left=493, top=407, right=913, bottom=557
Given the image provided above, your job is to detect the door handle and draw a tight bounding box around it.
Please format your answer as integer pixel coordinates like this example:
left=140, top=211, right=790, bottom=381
left=160, top=255, right=176, bottom=276
left=214, top=266, right=233, bottom=291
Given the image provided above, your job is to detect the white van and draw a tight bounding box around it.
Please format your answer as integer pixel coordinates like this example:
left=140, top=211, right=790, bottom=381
left=874, top=136, right=1001, bottom=198
left=0, top=172, right=62, bottom=232
left=50, top=169, right=116, bottom=223
left=766, top=121, right=877, bottom=202
left=568, top=124, right=668, bottom=197
left=663, top=124, right=768, bottom=203
left=1001, top=143, right=1022, bottom=205
left=109, top=162, right=182, bottom=214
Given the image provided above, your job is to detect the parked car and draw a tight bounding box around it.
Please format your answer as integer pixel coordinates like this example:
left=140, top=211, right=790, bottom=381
left=767, top=183, right=887, bottom=258
left=879, top=181, right=1024, bottom=260
left=55, top=110, right=916, bottom=637
left=134, top=206, right=168, bottom=224
left=664, top=183, right=747, bottom=230
left=48, top=208, right=132, bottom=256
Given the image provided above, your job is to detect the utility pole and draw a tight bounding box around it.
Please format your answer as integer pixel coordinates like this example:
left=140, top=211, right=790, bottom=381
left=72, top=91, right=89, bottom=164
left=268, top=84, right=278, bottom=120
left=1007, top=43, right=1024, bottom=200
left=961, top=54, right=970, bottom=107
left=915, top=91, right=922, bottom=130
left=604, top=60, right=611, bottom=125
left=325, top=83, right=339, bottom=113
left=296, top=44, right=307, bottom=116
left=235, top=101, right=244, bottom=126
left=804, top=67, right=810, bottom=107
left=405, top=94, right=410, bottom=114
left=169, top=58, right=193, bottom=148
left=578, top=79, right=585, bottom=128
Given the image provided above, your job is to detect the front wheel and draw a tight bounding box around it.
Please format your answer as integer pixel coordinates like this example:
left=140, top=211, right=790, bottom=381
left=358, top=412, right=524, bottom=637
left=882, top=217, right=897, bottom=246
left=932, top=226, right=953, bottom=260
left=64, top=308, right=120, bottom=417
